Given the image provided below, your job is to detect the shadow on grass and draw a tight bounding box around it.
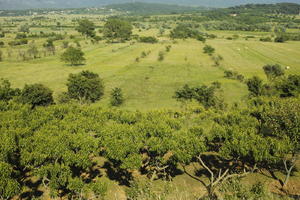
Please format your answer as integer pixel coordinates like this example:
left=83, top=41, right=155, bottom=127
left=20, top=179, right=43, bottom=200
left=103, top=161, right=132, bottom=186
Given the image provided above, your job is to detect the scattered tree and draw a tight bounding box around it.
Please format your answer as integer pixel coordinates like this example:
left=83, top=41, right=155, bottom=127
left=67, top=71, right=104, bottom=103
left=61, top=47, right=85, bottom=66
left=103, top=18, right=133, bottom=42
left=20, top=84, right=54, bottom=108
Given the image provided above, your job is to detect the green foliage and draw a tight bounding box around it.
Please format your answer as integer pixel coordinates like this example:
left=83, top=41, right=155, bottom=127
left=158, top=51, right=165, bottom=61
left=75, top=19, right=96, bottom=38
left=174, top=83, right=224, bottom=108
left=103, top=18, right=133, bottom=42
left=224, top=70, right=244, bottom=82
left=20, top=84, right=54, bottom=108
left=275, top=75, right=300, bottom=97
left=246, top=76, right=264, bottom=97
left=89, top=179, right=107, bottom=199
left=61, top=47, right=85, bottom=65
left=263, top=64, right=285, bottom=80
left=110, top=87, right=124, bottom=106
left=19, top=24, right=30, bottom=33
left=203, top=45, right=215, bottom=55
left=260, top=37, right=272, bottom=42
left=139, top=36, right=158, bottom=43
left=67, top=70, right=104, bottom=103
left=170, top=24, right=199, bottom=39
left=0, top=162, right=20, bottom=199
left=0, top=79, right=20, bottom=101
left=0, top=50, right=2, bottom=62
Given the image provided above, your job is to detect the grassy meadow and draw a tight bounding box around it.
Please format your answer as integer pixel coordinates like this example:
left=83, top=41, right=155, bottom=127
left=0, top=24, right=299, bottom=110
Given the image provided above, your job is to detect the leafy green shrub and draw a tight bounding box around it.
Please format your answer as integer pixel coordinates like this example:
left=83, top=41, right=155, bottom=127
left=15, top=33, right=27, bottom=39
left=8, top=38, right=28, bottom=46
left=0, top=41, right=4, bottom=47
left=67, top=70, right=104, bottom=103
left=174, top=83, right=224, bottom=108
left=203, top=45, right=215, bottom=55
left=20, top=84, right=54, bottom=108
left=274, top=36, right=286, bottom=43
left=158, top=51, right=165, bottom=61
left=139, top=36, right=158, bottom=43
left=224, top=70, right=244, bottom=82
left=0, top=79, right=20, bottom=101
left=165, top=45, right=172, bottom=52
left=246, top=76, right=264, bottom=97
left=110, top=87, right=124, bottom=106
left=260, top=37, right=272, bottom=42
left=61, top=47, right=85, bottom=65
left=263, top=64, right=284, bottom=80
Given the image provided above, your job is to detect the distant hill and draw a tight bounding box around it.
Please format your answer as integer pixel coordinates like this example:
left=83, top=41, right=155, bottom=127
left=105, top=2, right=204, bottom=15
left=1, top=0, right=300, bottom=10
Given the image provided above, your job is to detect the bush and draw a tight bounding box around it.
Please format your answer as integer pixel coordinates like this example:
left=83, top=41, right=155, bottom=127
left=174, top=83, right=224, bottom=108
left=20, top=84, right=54, bottom=108
left=8, top=39, right=28, bottom=46
left=67, top=71, right=104, bottom=103
left=224, top=70, right=244, bottom=82
left=263, top=64, right=284, bottom=80
left=15, top=33, right=27, bottom=39
left=203, top=45, right=215, bottom=55
left=0, top=50, right=2, bottom=62
left=246, top=76, right=264, bottom=97
left=139, top=36, right=158, bottom=43
left=197, top=35, right=206, bottom=43
left=165, top=45, right=172, bottom=52
left=0, top=79, right=20, bottom=101
left=61, top=47, right=85, bottom=66
left=260, top=37, right=272, bottom=42
left=274, top=36, right=286, bottom=43
left=158, top=51, right=165, bottom=61
left=0, top=32, right=5, bottom=38
left=0, top=41, right=4, bottom=47
left=110, top=87, right=124, bottom=106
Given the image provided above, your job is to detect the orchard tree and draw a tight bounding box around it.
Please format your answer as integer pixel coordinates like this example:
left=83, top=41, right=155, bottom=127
left=259, top=98, right=300, bottom=189
left=67, top=71, right=104, bottom=103
left=75, top=19, right=96, bottom=38
left=20, top=84, right=54, bottom=108
left=61, top=47, right=85, bottom=66
left=103, top=18, right=133, bottom=42
left=20, top=108, right=99, bottom=197
left=172, top=111, right=268, bottom=199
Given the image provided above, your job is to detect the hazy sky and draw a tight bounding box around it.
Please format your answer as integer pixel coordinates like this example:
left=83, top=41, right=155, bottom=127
left=0, top=0, right=299, bottom=9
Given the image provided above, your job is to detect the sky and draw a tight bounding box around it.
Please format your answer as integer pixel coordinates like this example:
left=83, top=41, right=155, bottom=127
left=0, top=0, right=299, bottom=9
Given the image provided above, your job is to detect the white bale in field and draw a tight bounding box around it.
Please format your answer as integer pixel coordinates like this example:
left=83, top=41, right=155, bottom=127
left=286, top=66, right=290, bottom=70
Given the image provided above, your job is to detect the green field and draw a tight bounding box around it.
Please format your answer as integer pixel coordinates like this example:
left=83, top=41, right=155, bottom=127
left=1, top=30, right=299, bottom=110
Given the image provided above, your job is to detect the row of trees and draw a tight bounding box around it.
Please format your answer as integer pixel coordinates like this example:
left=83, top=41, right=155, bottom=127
left=0, top=70, right=124, bottom=107
left=0, top=91, right=299, bottom=199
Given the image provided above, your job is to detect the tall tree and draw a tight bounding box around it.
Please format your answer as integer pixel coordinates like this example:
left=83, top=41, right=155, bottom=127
left=103, top=18, right=132, bottom=42
left=75, top=19, right=95, bottom=38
